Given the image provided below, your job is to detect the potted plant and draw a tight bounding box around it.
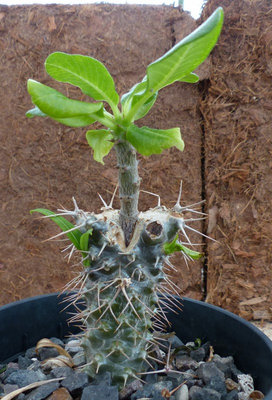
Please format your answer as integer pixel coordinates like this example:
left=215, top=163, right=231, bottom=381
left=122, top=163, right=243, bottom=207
left=1, top=6, right=272, bottom=399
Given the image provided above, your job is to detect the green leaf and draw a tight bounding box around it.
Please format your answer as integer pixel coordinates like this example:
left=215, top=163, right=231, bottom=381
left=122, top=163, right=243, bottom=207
left=179, top=72, right=199, bottom=83
left=122, top=77, right=157, bottom=121
left=133, top=92, right=157, bottom=120
left=86, top=130, right=114, bottom=164
left=147, top=8, right=223, bottom=92
left=45, top=52, right=119, bottom=109
left=30, top=208, right=82, bottom=249
left=26, top=106, right=47, bottom=118
left=27, top=79, right=104, bottom=127
left=163, top=234, right=203, bottom=260
left=179, top=244, right=203, bottom=260
left=126, top=125, right=184, bottom=156
left=125, top=7, right=223, bottom=120
left=79, top=229, right=93, bottom=267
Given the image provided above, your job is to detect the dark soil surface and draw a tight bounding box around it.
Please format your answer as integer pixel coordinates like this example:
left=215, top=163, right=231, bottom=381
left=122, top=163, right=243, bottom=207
left=0, top=4, right=203, bottom=305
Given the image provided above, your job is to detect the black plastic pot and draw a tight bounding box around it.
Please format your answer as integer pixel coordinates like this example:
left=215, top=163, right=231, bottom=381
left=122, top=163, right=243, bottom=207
left=0, top=294, right=272, bottom=398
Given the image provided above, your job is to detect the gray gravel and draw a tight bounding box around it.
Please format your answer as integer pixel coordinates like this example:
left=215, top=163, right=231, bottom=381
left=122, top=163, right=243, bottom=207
left=0, top=335, right=260, bottom=400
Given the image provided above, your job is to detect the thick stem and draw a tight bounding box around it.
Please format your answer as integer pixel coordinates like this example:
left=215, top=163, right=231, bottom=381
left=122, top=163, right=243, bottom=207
left=114, top=139, right=140, bottom=246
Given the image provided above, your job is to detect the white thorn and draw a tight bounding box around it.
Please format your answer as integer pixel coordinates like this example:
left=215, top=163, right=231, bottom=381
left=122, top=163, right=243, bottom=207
left=121, top=287, right=142, bottom=320
left=164, top=257, right=178, bottom=272
left=184, top=217, right=207, bottom=222
left=41, top=211, right=76, bottom=219
left=183, top=208, right=208, bottom=216
left=180, top=225, right=192, bottom=245
left=72, top=197, right=80, bottom=212
left=65, top=245, right=76, bottom=262
left=98, top=193, right=108, bottom=208
left=109, top=184, right=118, bottom=208
left=185, top=224, right=217, bottom=242
left=44, top=222, right=85, bottom=242
left=98, top=242, right=107, bottom=257
left=183, top=253, right=190, bottom=269
left=173, top=180, right=183, bottom=212
left=61, top=243, right=74, bottom=253
left=141, top=189, right=161, bottom=208
left=181, top=200, right=205, bottom=210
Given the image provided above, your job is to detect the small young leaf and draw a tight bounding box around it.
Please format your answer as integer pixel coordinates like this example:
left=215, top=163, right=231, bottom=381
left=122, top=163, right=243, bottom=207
left=45, top=52, right=119, bottom=109
left=26, top=106, right=47, bottom=118
left=126, top=125, right=184, bottom=156
left=79, top=229, right=93, bottom=267
left=121, top=77, right=158, bottom=121
left=80, top=229, right=93, bottom=252
left=30, top=208, right=82, bottom=249
left=179, top=244, right=203, bottom=260
left=86, top=130, right=114, bottom=164
left=133, top=92, right=157, bottom=120
left=27, top=79, right=104, bottom=127
left=163, top=234, right=203, bottom=260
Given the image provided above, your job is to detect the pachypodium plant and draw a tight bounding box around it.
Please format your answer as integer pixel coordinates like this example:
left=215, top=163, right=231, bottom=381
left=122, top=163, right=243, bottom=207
left=26, top=8, right=223, bottom=388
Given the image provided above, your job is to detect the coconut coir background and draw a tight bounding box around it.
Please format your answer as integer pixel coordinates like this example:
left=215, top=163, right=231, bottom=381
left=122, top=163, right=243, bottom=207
left=0, top=5, right=204, bottom=305
left=201, top=0, right=272, bottom=320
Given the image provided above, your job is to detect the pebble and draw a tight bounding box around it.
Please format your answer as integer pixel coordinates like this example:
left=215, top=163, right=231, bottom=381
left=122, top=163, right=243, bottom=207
left=224, top=390, right=239, bottom=400
left=225, top=378, right=240, bottom=391
left=207, top=374, right=227, bottom=395
left=175, top=384, right=189, bottom=400
left=50, top=367, right=74, bottom=379
left=213, top=355, right=234, bottom=379
left=175, top=355, right=198, bottom=371
left=190, top=348, right=206, bottom=362
left=37, top=347, right=60, bottom=362
left=25, top=347, right=37, bottom=359
left=166, top=370, right=185, bottom=386
left=4, top=369, right=46, bottom=387
left=186, top=379, right=203, bottom=389
left=18, top=356, right=33, bottom=370
left=238, top=374, right=254, bottom=396
left=197, top=362, right=225, bottom=384
left=25, top=380, right=60, bottom=400
left=190, top=386, right=221, bottom=400
left=61, top=371, right=89, bottom=396
left=28, top=360, right=42, bottom=372
left=168, top=336, right=184, bottom=349
left=65, top=340, right=82, bottom=356
left=2, top=367, right=19, bottom=381
left=120, top=379, right=143, bottom=400
left=1, top=334, right=259, bottom=400
left=249, top=390, right=265, bottom=399
left=131, top=380, right=173, bottom=399
left=3, top=383, right=19, bottom=394
left=49, top=338, right=65, bottom=347
left=72, top=351, right=86, bottom=367
left=47, top=387, right=73, bottom=400
left=81, top=383, right=119, bottom=400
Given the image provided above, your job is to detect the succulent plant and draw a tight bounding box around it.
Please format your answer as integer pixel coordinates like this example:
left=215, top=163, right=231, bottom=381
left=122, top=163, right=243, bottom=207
left=26, top=7, right=223, bottom=388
